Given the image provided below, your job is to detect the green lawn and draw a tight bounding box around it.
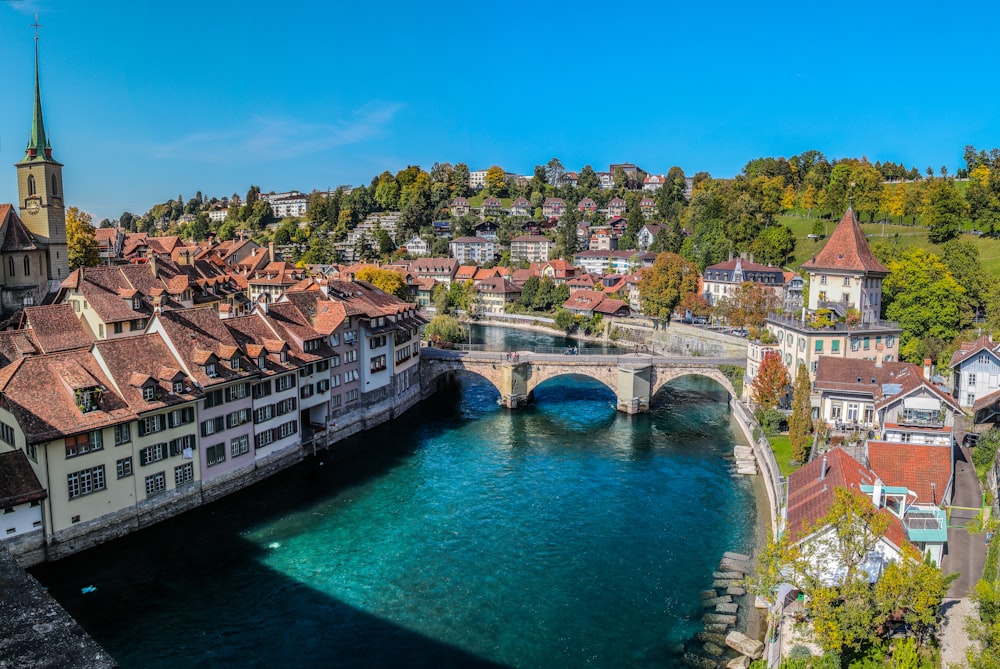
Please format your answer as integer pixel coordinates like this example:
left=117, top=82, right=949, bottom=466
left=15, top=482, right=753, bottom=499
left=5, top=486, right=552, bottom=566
left=767, top=434, right=801, bottom=476
left=466, top=193, right=513, bottom=208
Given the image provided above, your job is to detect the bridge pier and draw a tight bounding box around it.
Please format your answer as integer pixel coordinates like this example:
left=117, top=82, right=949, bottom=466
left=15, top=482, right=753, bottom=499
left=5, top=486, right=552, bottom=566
left=500, top=361, right=531, bottom=409
left=616, top=365, right=652, bottom=414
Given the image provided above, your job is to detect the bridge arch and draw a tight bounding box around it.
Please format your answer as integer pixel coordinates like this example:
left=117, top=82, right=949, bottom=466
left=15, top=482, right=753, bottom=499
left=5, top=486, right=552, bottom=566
left=649, top=368, right=739, bottom=402
left=523, top=363, right=618, bottom=398
left=420, top=359, right=505, bottom=400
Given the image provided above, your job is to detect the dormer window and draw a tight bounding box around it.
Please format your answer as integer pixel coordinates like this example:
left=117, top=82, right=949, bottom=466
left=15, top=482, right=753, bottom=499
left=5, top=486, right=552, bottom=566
left=258, top=355, right=266, bottom=368
left=143, top=386, right=156, bottom=401
left=75, top=387, right=101, bottom=413
left=205, top=363, right=218, bottom=378
left=280, top=350, right=288, bottom=363
left=133, top=297, right=142, bottom=310
left=173, top=381, right=184, bottom=394
left=231, top=356, right=240, bottom=370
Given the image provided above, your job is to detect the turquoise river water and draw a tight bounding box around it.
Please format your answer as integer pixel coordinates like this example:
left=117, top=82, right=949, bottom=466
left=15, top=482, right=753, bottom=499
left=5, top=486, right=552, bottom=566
left=31, top=326, right=760, bottom=669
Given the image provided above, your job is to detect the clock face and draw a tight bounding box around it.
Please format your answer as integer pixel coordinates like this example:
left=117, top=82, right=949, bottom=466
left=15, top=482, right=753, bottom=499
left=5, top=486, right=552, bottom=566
left=26, top=200, right=40, bottom=215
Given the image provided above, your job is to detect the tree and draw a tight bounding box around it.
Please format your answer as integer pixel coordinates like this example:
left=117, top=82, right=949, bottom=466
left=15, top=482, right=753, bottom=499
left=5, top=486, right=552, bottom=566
left=355, top=267, right=409, bottom=300
left=789, top=363, right=812, bottom=463
left=873, top=546, right=956, bottom=644
left=750, top=225, right=796, bottom=266
left=66, top=206, right=99, bottom=270
left=485, top=166, right=507, bottom=197
left=553, top=207, right=579, bottom=260
left=638, top=253, right=700, bottom=323
left=922, top=178, right=965, bottom=244
left=882, top=248, right=968, bottom=362
left=545, top=158, right=565, bottom=186
left=714, top=282, right=778, bottom=328
left=450, top=163, right=470, bottom=198
left=424, top=315, right=465, bottom=344
left=519, top=275, right=540, bottom=308
left=554, top=308, right=577, bottom=333
left=750, top=350, right=788, bottom=411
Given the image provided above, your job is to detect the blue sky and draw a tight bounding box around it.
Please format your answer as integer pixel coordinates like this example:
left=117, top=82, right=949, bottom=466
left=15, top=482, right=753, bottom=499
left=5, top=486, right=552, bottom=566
left=0, top=1, right=996, bottom=221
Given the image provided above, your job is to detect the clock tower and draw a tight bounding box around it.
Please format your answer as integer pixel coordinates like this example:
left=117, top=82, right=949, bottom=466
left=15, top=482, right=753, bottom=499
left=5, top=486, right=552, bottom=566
left=15, top=27, right=69, bottom=282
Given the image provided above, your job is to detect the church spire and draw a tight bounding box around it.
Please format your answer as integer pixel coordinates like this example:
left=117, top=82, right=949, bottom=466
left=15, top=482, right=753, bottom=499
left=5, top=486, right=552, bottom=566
left=24, top=15, right=52, bottom=162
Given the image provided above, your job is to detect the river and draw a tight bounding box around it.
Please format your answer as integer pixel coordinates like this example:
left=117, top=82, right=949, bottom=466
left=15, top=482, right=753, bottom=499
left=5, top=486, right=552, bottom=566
left=31, top=326, right=760, bottom=669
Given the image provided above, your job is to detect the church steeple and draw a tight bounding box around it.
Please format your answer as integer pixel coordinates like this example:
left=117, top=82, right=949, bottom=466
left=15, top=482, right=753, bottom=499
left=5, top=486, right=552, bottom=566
left=23, top=17, right=53, bottom=163
left=15, top=17, right=69, bottom=282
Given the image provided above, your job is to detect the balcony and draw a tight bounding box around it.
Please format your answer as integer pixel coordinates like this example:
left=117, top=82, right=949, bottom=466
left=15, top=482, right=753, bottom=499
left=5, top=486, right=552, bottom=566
left=903, top=507, right=948, bottom=543
left=897, top=415, right=945, bottom=429
left=767, top=312, right=900, bottom=333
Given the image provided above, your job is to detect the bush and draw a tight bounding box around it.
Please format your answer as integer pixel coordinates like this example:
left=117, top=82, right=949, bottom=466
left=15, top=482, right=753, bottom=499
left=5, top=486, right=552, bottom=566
left=554, top=308, right=577, bottom=333
left=757, top=408, right=786, bottom=437
left=973, top=428, right=1000, bottom=471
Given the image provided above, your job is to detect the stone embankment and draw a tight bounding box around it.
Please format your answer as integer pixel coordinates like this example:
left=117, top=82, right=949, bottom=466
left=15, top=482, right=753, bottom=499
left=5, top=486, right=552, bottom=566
left=683, top=551, right=764, bottom=669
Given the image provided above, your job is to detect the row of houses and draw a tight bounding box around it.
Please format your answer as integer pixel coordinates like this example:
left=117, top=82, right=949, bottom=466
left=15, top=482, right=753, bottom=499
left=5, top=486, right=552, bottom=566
left=449, top=195, right=665, bottom=223
left=0, top=279, right=425, bottom=565
left=466, top=164, right=692, bottom=194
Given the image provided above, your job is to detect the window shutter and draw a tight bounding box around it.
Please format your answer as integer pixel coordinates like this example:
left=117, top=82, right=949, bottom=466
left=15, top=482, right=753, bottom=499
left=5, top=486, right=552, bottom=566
left=138, top=420, right=147, bottom=437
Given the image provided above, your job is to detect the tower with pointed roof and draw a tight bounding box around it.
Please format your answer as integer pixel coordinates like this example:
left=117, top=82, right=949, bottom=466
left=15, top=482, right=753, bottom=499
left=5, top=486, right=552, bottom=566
left=744, top=207, right=902, bottom=391
left=800, top=207, right=889, bottom=325
left=15, top=28, right=69, bottom=283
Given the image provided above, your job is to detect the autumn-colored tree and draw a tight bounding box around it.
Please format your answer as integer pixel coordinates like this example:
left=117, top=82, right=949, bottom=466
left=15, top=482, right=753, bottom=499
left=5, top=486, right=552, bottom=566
left=485, top=165, right=507, bottom=197
left=66, top=206, right=99, bottom=270
left=750, top=350, right=788, bottom=411
left=355, top=267, right=409, bottom=300
left=788, top=363, right=813, bottom=463
left=714, top=282, right=779, bottom=328
left=885, top=183, right=906, bottom=224
left=637, top=252, right=700, bottom=323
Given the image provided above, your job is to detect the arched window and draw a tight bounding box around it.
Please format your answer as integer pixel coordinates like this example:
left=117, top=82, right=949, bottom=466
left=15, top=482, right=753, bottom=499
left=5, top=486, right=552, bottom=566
left=27, top=175, right=36, bottom=196
left=7, top=257, right=13, bottom=277
left=23, top=256, right=29, bottom=276
left=51, top=175, right=58, bottom=196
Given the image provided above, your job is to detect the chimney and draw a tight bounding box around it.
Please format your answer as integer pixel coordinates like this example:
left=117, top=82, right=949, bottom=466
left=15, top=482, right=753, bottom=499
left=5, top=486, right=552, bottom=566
left=818, top=455, right=827, bottom=481
left=923, top=358, right=932, bottom=380
left=268, top=242, right=276, bottom=263
left=728, top=251, right=733, bottom=262
left=875, top=356, right=882, bottom=369
left=150, top=255, right=158, bottom=279
left=871, top=477, right=883, bottom=508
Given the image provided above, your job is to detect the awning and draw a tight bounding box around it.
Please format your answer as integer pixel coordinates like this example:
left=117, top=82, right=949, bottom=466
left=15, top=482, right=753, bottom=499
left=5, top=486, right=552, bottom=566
left=903, top=396, right=940, bottom=411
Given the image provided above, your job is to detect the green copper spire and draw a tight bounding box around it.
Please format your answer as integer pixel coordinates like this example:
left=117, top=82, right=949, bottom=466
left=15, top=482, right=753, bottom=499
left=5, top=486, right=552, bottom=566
left=24, top=18, right=52, bottom=163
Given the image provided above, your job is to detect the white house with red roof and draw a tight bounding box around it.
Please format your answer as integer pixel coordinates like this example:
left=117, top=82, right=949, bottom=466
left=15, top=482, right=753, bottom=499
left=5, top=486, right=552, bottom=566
left=643, top=174, right=666, bottom=192
left=510, top=197, right=532, bottom=218
left=784, top=447, right=909, bottom=584
left=606, top=198, right=627, bottom=219
left=542, top=198, right=566, bottom=220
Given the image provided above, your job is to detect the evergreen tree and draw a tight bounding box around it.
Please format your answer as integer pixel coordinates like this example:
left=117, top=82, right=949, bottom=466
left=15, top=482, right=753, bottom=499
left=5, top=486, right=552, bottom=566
left=553, top=207, right=579, bottom=260
left=789, top=363, right=813, bottom=463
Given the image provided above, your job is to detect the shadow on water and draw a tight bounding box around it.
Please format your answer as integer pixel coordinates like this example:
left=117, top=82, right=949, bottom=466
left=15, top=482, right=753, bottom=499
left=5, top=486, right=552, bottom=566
left=32, top=383, right=509, bottom=669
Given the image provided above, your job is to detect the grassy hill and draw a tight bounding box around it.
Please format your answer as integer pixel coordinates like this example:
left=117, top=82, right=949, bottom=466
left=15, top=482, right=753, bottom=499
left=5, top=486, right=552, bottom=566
left=778, top=214, right=1000, bottom=274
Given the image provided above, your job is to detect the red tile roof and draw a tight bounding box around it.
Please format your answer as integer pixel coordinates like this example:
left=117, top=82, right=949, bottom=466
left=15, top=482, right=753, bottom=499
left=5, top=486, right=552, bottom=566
left=867, top=441, right=952, bottom=506
left=0, top=350, right=134, bottom=444
left=21, top=304, right=92, bottom=354
left=801, top=208, right=889, bottom=274
left=785, top=447, right=907, bottom=549
left=94, top=333, right=200, bottom=410
left=813, top=357, right=962, bottom=413
left=0, top=206, right=39, bottom=252
left=0, top=450, right=46, bottom=507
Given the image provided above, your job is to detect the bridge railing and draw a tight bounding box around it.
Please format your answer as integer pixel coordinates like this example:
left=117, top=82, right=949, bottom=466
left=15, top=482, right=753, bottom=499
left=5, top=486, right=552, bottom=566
left=531, top=346, right=631, bottom=356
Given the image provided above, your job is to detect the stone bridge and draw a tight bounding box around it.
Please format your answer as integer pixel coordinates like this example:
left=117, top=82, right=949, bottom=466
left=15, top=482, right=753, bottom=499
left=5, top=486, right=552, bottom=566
left=420, top=348, right=746, bottom=413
